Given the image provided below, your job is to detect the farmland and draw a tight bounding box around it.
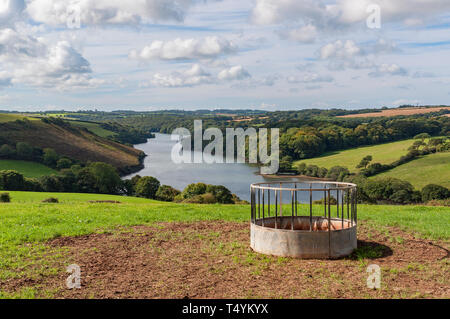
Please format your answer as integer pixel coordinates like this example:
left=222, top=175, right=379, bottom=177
left=0, top=192, right=448, bottom=298
left=373, top=152, right=450, bottom=189
left=0, top=160, right=58, bottom=178
left=295, top=139, right=416, bottom=171
left=338, top=107, right=450, bottom=118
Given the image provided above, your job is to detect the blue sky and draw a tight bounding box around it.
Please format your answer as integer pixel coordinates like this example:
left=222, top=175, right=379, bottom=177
left=1, top=0, right=450, bottom=111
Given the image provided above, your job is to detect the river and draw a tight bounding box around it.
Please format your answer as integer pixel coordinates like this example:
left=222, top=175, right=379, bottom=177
left=125, top=133, right=317, bottom=202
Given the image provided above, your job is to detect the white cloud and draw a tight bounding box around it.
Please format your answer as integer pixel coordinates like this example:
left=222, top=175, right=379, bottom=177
left=287, top=73, right=333, bottom=83
left=151, top=64, right=212, bottom=87
left=217, top=65, right=251, bottom=81
left=320, top=40, right=361, bottom=59
left=369, top=64, right=408, bottom=77
left=0, top=0, right=24, bottom=27
left=0, top=28, right=101, bottom=90
left=26, top=0, right=210, bottom=26
left=281, top=24, right=317, bottom=43
left=129, top=36, right=236, bottom=61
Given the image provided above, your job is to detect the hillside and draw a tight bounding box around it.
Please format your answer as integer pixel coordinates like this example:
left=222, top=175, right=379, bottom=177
left=373, top=152, right=450, bottom=189
left=295, top=139, right=416, bottom=171
left=0, top=116, right=144, bottom=175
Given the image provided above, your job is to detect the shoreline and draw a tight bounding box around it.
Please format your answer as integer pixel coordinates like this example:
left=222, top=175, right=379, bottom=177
left=260, top=174, right=332, bottom=181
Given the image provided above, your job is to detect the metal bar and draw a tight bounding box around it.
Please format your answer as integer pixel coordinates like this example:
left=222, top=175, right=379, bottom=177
left=258, top=188, right=261, bottom=220
left=250, top=187, right=254, bottom=223
left=342, top=189, right=344, bottom=229
left=268, top=189, right=270, bottom=217
left=262, top=189, right=265, bottom=227
left=275, top=190, right=278, bottom=229
left=279, top=183, right=282, bottom=217
left=291, top=190, right=294, bottom=230
left=328, top=189, right=331, bottom=258
left=324, top=190, right=327, bottom=218
left=355, top=188, right=358, bottom=225
left=347, top=189, right=350, bottom=221
left=336, top=188, right=339, bottom=218
left=294, top=183, right=298, bottom=216
left=309, top=184, right=313, bottom=232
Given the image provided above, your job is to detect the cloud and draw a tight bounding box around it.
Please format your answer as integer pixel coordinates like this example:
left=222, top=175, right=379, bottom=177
left=279, top=24, right=317, bottom=43
left=251, top=0, right=450, bottom=43
left=369, top=64, right=408, bottom=77
left=26, top=0, right=211, bottom=26
left=129, top=36, right=236, bottom=61
left=320, top=40, right=361, bottom=59
left=0, top=28, right=101, bottom=90
left=151, top=64, right=212, bottom=87
left=287, top=73, right=333, bottom=83
left=217, top=65, right=251, bottom=81
left=0, top=0, right=25, bottom=27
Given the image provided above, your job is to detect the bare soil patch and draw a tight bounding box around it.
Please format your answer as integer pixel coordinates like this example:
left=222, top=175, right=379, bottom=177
left=338, top=107, right=450, bottom=118
left=2, top=221, right=449, bottom=299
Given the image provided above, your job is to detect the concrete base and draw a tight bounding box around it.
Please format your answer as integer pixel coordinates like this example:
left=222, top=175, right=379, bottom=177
left=250, top=216, right=357, bottom=259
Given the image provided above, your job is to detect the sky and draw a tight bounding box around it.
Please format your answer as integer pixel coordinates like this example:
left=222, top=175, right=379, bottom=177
left=1, top=0, right=450, bottom=111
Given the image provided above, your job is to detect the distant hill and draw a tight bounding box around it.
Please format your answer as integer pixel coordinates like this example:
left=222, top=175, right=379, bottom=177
left=0, top=115, right=144, bottom=175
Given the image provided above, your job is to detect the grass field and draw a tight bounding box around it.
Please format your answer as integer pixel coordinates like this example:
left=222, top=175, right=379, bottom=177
left=295, top=139, right=416, bottom=171
left=0, top=191, right=448, bottom=298
left=68, top=121, right=117, bottom=138
left=0, top=160, right=58, bottom=178
left=373, top=152, right=450, bottom=189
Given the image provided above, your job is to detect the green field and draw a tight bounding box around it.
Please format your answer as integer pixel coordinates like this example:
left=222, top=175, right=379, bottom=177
left=374, top=152, right=450, bottom=189
left=0, top=160, right=58, bottom=178
left=0, top=191, right=448, bottom=298
left=295, top=139, right=416, bottom=171
left=68, top=121, right=117, bottom=138
left=0, top=114, right=27, bottom=123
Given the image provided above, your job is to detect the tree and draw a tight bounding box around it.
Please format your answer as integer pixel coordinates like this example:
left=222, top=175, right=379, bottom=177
left=327, top=166, right=350, bottom=181
left=156, top=185, right=181, bottom=202
left=356, top=155, right=373, bottom=169
left=0, top=144, right=15, bottom=158
left=181, top=183, right=207, bottom=199
left=16, top=142, right=33, bottom=160
left=279, top=156, right=293, bottom=172
left=206, top=185, right=234, bottom=204
left=0, top=170, right=25, bottom=191
left=422, top=184, right=450, bottom=202
left=55, top=158, right=72, bottom=170
left=43, top=148, right=59, bottom=167
left=88, top=162, right=122, bottom=194
left=135, top=176, right=161, bottom=199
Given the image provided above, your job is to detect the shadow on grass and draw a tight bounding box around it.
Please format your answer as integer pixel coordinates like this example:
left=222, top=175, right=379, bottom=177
left=350, top=240, right=393, bottom=260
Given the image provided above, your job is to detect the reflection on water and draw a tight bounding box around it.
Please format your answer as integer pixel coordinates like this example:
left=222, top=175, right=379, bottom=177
left=125, top=133, right=319, bottom=202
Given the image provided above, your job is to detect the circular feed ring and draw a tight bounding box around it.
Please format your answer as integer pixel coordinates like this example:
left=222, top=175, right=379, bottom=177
left=250, top=181, right=358, bottom=259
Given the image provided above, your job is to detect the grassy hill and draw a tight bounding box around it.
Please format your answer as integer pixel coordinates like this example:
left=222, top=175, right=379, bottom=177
left=373, top=152, right=450, bottom=189
left=0, top=160, right=58, bottom=178
left=0, top=115, right=143, bottom=174
left=66, top=120, right=117, bottom=139
left=295, top=139, right=416, bottom=171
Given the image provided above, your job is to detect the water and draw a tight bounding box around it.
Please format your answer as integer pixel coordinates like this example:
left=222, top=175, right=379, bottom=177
left=125, top=133, right=320, bottom=202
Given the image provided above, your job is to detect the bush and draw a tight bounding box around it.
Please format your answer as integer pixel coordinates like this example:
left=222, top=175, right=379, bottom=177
left=57, top=158, right=72, bottom=170
left=205, top=185, right=234, bottom=204
left=422, top=184, right=450, bottom=202
left=0, top=170, right=25, bottom=191
left=0, top=192, right=11, bottom=203
left=181, top=183, right=208, bottom=199
left=135, top=176, right=161, bottom=199
left=156, top=185, right=181, bottom=202
left=42, top=197, right=59, bottom=203
left=327, top=166, right=350, bottom=181
left=183, top=193, right=217, bottom=204
left=88, top=162, right=122, bottom=194
left=0, top=144, right=15, bottom=158
left=364, top=177, right=417, bottom=204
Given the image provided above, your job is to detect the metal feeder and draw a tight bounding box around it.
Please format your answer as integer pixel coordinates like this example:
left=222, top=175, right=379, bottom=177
left=250, top=181, right=358, bottom=259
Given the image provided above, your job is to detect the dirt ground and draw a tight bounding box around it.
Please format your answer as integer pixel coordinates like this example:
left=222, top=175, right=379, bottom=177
left=337, top=107, right=450, bottom=118
left=2, top=221, right=449, bottom=299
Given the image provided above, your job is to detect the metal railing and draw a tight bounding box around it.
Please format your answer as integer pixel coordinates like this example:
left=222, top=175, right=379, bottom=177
left=250, top=181, right=358, bottom=231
